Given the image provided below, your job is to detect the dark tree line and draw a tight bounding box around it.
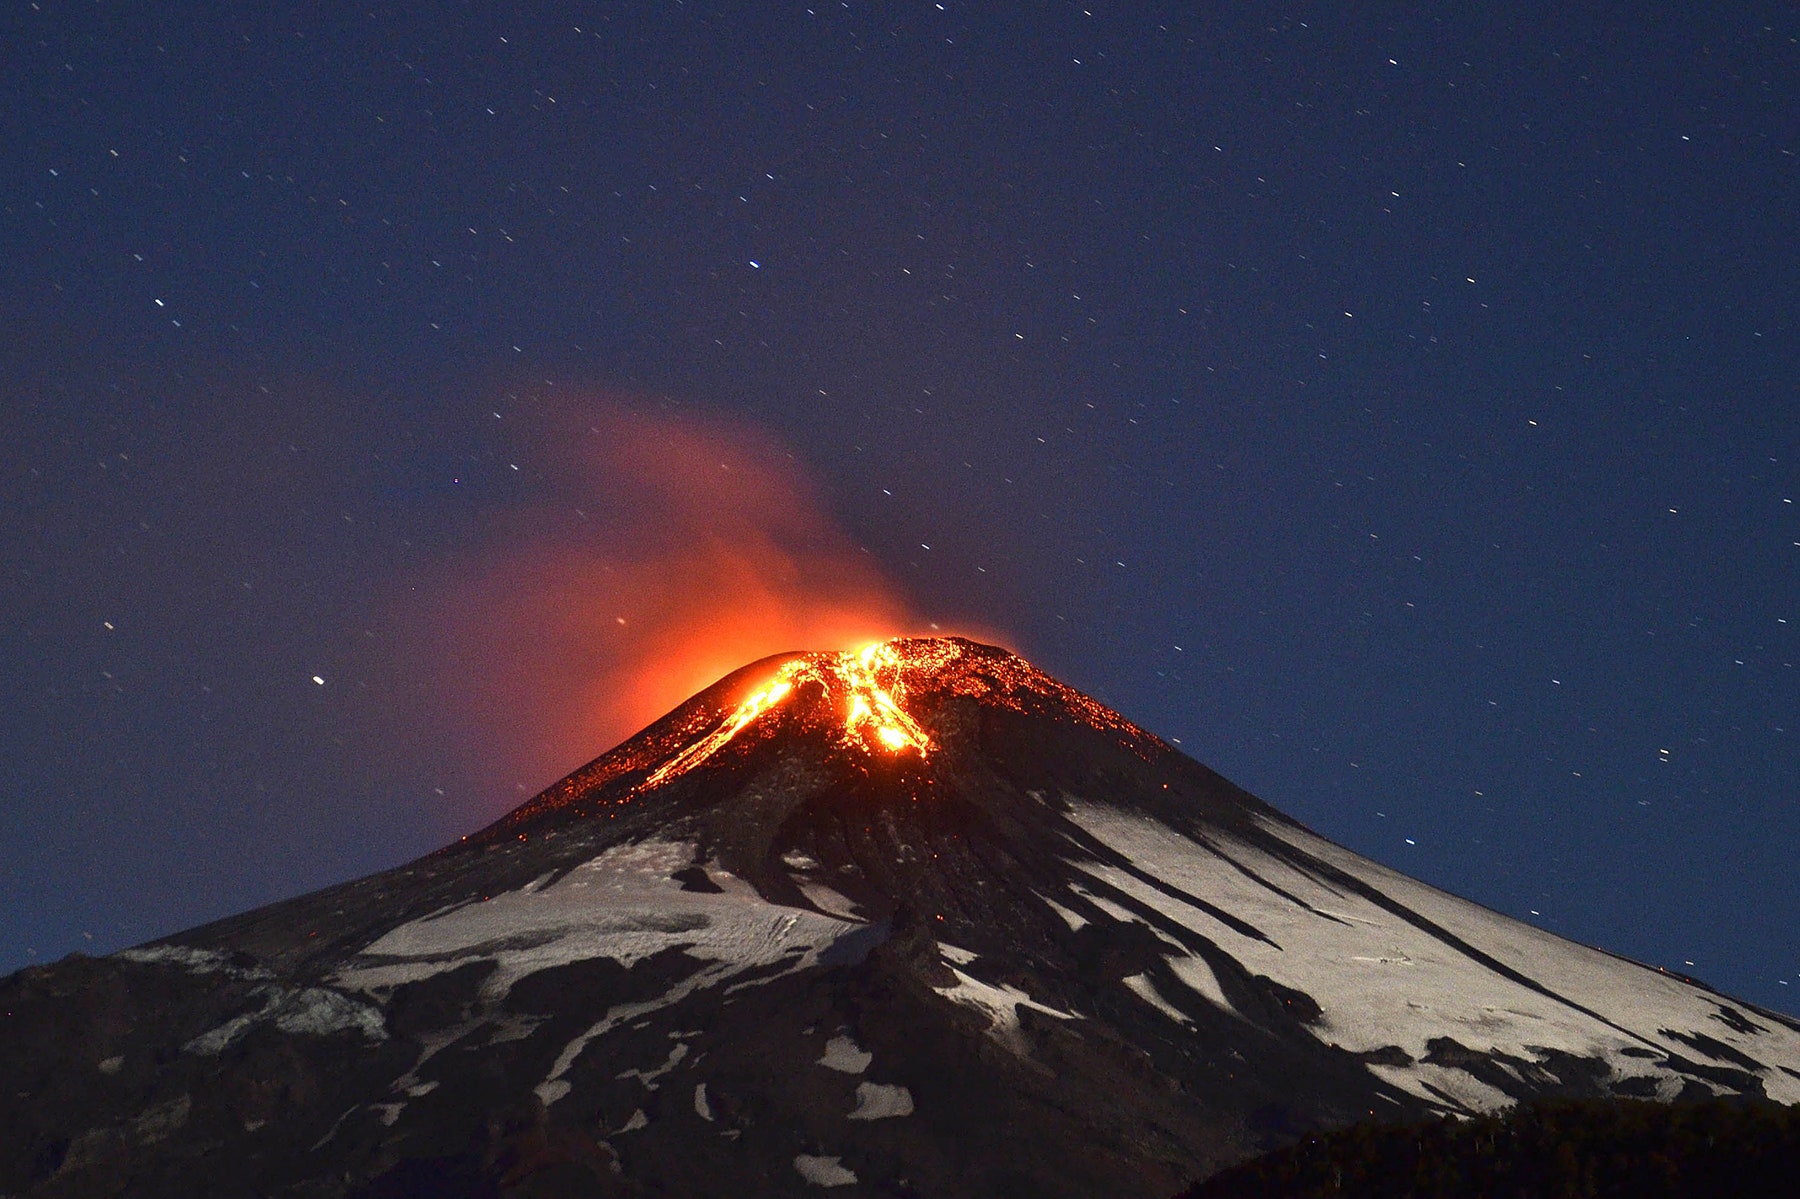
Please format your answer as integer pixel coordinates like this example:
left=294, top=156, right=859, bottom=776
left=1178, top=1097, right=1800, bottom=1198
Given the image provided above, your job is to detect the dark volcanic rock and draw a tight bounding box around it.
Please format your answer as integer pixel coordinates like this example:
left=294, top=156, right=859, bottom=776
left=1177, top=1097, right=1800, bottom=1198
left=3, top=637, right=1798, bottom=1197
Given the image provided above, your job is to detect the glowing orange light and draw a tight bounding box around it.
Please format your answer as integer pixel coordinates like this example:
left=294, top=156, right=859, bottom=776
left=642, top=674, right=796, bottom=788
left=399, top=401, right=920, bottom=817
left=639, top=638, right=935, bottom=789
left=485, top=636, right=1174, bottom=836
left=837, top=642, right=931, bottom=754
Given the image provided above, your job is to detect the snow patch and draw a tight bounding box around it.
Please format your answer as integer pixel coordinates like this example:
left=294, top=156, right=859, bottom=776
left=139, top=1093, right=191, bottom=1139
left=120, top=944, right=286, bottom=991
left=796, top=880, right=861, bottom=920
left=119, top=945, right=246, bottom=974
left=937, top=941, right=978, bottom=965
left=1070, top=885, right=1143, bottom=927
left=1063, top=800, right=1800, bottom=1109
left=693, top=1082, right=713, bottom=1121
left=1368, top=1061, right=1513, bottom=1114
left=934, top=967, right=1077, bottom=1049
left=277, top=988, right=387, bottom=1039
left=1122, top=972, right=1190, bottom=1025
left=794, top=1154, right=858, bottom=1187
left=185, top=986, right=385, bottom=1055
left=848, top=1081, right=914, bottom=1120
left=1038, top=893, right=1089, bottom=931
left=337, top=838, right=862, bottom=1003
left=482, top=1013, right=544, bottom=1045
left=818, top=1034, right=872, bottom=1074
left=387, top=1018, right=481, bottom=1102
left=1165, top=954, right=1236, bottom=1015
left=616, top=1041, right=687, bottom=1090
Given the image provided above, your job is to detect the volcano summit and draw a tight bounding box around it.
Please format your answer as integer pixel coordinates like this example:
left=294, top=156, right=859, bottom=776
left=5, top=637, right=1799, bottom=1197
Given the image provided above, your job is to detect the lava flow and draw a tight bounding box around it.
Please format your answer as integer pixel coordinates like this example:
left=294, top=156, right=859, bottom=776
left=642, top=640, right=933, bottom=788
left=486, top=636, right=1165, bottom=835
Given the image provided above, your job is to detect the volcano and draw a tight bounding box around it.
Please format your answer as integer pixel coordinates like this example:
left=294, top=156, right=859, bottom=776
left=6, top=637, right=1799, bottom=1198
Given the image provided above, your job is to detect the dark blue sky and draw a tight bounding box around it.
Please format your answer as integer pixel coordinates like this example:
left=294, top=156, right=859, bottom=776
left=4, top=3, right=1796, bottom=1013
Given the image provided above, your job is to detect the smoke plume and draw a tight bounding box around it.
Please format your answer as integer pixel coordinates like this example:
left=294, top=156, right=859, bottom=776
left=394, top=402, right=918, bottom=817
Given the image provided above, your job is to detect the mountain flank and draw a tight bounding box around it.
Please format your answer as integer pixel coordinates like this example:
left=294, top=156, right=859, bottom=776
left=5, top=638, right=1797, bottom=1197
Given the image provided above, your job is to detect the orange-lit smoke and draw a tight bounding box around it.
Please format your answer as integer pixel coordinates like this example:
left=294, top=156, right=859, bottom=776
left=402, top=402, right=920, bottom=810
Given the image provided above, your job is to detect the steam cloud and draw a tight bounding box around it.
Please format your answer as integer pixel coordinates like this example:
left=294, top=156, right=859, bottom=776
left=399, top=402, right=918, bottom=815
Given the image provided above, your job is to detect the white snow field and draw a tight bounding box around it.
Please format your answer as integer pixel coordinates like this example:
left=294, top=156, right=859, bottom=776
left=1065, top=801, right=1800, bottom=1111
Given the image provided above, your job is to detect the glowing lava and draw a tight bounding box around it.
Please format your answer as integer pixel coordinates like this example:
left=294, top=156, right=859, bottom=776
left=839, top=641, right=933, bottom=753
left=642, top=640, right=932, bottom=788
left=489, top=636, right=1163, bottom=834
left=641, top=673, right=798, bottom=788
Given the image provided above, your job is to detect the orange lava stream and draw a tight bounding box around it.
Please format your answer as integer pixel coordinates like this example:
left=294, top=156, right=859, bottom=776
left=839, top=641, right=932, bottom=753
left=641, top=673, right=797, bottom=789
left=641, top=640, right=932, bottom=789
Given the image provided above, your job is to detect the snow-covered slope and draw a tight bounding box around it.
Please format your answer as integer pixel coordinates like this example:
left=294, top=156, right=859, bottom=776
left=1064, top=802, right=1800, bottom=1113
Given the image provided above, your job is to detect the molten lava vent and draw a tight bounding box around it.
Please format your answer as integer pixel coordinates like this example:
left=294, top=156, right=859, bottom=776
left=644, top=641, right=934, bottom=788
left=491, top=636, right=1162, bottom=833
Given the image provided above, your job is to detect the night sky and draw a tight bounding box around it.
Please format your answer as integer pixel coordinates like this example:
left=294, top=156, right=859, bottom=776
left=5, top=4, right=1797, bottom=1014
